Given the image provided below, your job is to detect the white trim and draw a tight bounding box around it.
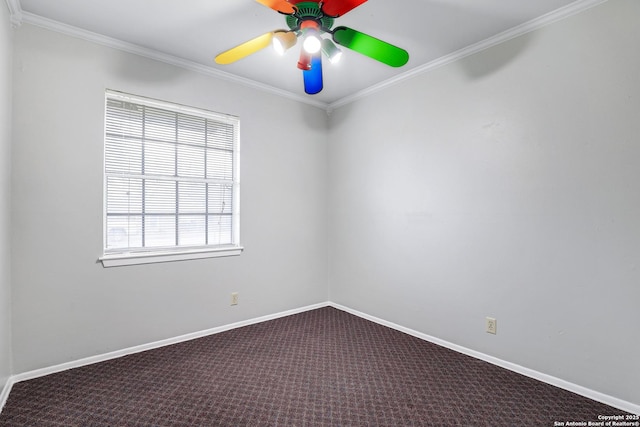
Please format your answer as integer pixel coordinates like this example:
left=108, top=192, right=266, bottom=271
left=10, top=302, right=329, bottom=384
left=328, top=302, right=640, bottom=416
left=16, top=0, right=607, bottom=112
left=99, top=246, right=244, bottom=267
left=0, top=377, right=14, bottom=414
left=4, top=0, right=22, bottom=26
left=18, top=12, right=328, bottom=111
left=327, top=0, right=608, bottom=110
left=105, top=89, right=241, bottom=122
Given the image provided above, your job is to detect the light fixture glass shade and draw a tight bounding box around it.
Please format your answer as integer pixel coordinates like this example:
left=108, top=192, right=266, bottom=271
left=272, top=31, right=297, bottom=55
left=303, top=30, right=322, bottom=54
left=297, top=50, right=312, bottom=70
left=321, top=38, right=342, bottom=64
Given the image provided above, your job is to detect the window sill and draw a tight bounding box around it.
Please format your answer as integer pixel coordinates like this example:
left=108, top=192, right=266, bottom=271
left=99, top=246, right=244, bottom=267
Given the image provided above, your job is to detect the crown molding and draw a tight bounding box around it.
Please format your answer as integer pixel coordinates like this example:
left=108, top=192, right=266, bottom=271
left=4, top=0, right=22, bottom=26
left=328, top=0, right=608, bottom=111
left=19, top=11, right=329, bottom=111
left=15, top=0, right=607, bottom=112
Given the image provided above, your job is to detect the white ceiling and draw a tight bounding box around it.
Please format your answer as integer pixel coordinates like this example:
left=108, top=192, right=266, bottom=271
left=13, top=0, right=601, bottom=107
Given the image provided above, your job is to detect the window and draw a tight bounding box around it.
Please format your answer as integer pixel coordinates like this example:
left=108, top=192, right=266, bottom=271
left=100, top=90, right=242, bottom=267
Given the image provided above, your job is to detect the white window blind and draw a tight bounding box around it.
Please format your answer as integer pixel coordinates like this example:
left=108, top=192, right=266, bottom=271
left=102, top=90, right=241, bottom=266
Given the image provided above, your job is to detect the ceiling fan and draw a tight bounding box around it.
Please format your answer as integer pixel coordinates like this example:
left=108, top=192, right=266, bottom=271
left=215, top=0, right=409, bottom=95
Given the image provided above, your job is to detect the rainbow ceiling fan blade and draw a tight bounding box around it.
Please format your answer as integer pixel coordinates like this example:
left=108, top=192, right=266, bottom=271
left=214, top=32, right=277, bottom=64
left=255, top=0, right=296, bottom=15
left=286, top=0, right=367, bottom=18
left=319, top=0, right=368, bottom=17
left=332, top=26, right=409, bottom=67
left=303, top=53, right=323, bottom=94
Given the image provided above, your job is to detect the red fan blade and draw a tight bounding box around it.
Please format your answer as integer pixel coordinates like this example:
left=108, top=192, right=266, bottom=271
left=320, top=0, right=367, bottom=17
left=255, top=0, right=296, bottom=15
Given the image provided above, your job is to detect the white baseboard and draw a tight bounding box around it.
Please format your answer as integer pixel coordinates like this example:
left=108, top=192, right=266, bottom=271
left=2, top=300, right=638, bottom=417
left=10, top=302, right=329, bottom=385
left=0, top=376, right=15, bottom=415
left=328, top=302, right=640, bottom=416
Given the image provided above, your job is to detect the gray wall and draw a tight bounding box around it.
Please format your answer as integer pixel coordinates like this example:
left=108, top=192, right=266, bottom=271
left=0, top=1, right=13, bottom=391
left=11, top=24, right=328, bottom=373
left=328, top=0, right=640, bottom=405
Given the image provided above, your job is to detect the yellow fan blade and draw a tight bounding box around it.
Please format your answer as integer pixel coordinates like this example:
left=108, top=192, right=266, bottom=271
left=255, top=0, right=296, bottom=14
left=215, top=32, right=274, bottom=65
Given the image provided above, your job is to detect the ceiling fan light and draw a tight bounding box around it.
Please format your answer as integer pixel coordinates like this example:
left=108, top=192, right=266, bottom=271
left=303, top=31, right=322, bottom=54
left=297, top=50, right=312, bottom=70
left=321, top=38, right=342, bottom=64
left=272, top=31, right=297, bottom=55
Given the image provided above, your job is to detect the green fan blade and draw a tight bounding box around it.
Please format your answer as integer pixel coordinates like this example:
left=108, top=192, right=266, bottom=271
left=332, top=26, right=409, bottom=67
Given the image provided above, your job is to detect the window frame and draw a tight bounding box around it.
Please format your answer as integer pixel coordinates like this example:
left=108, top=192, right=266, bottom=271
left=99, top=90, right=242, bottom=267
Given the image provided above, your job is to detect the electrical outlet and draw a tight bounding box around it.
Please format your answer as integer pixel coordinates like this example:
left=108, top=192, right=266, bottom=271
left=231, top=292, right=239, bottom=306
left=486, top=317, right=497, bottom=334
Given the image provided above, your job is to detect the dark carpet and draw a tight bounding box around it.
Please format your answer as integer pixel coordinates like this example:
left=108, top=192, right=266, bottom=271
left=0, top=307, right=628, bottom=426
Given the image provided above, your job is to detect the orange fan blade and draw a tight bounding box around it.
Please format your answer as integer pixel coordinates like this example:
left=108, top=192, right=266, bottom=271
left=255, top=0, right=296, bottom=14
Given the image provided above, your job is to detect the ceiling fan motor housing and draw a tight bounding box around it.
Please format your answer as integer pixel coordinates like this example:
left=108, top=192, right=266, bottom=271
left=286, top=2, right=335, bottom=32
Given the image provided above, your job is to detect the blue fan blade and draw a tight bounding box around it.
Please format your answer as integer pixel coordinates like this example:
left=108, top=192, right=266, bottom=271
left=303, top=54, right=323, bottom=95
